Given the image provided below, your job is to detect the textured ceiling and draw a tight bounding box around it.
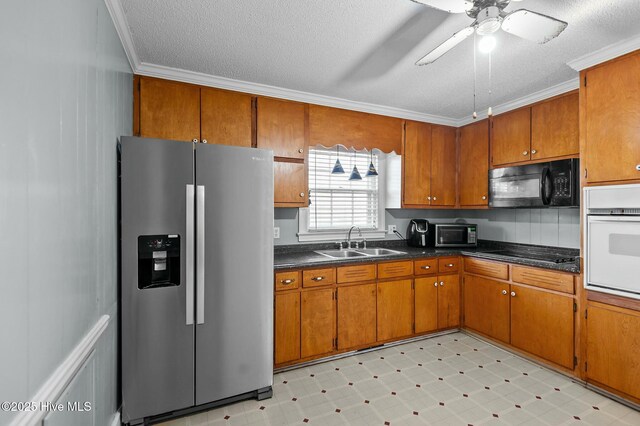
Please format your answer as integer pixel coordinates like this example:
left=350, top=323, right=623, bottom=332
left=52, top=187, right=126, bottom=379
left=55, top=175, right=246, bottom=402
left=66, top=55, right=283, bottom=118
left=120, top=0, right=640, bottom=119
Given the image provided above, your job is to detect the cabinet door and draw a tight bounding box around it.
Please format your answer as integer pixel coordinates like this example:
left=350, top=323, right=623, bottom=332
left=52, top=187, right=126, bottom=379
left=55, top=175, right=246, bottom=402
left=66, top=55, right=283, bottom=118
left=337, top=283, right=377, bottom=350
left=437, top=275, right=460, bottom=329
left=491, top=108, right=531, bottom=166
left=257, top=98, right=306, bottom=159
left=200, top=87, right=252, bottom=147
left=415, top=278, right=438, bottom=333
left=585, top=52, right=640, bottom=183
left=463, top=275, right=510, bottom=342
left=403, top=121, right=431, bottom=207
left=274, top=161, right=307, bottom=207
left=274, top=292, right=300, bottom=365
left=459, top=120, right=489, bottom=206
left=139, top=77, right=200, bottom=142
left=377, top=279, right=413, bottom=341
left=301, top=288, right=336, bottom=358
left=510, top=285, right=574, bottom=369
left=430, top=125, right=457, bottom=206
left=531, top=92, right=578, bottom=161
left=587, top=303, right=640, bottom=400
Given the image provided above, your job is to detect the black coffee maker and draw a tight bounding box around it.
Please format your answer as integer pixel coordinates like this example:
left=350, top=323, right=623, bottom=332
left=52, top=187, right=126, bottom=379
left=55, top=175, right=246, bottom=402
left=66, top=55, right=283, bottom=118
left=406, top=219, right=430, bottom=247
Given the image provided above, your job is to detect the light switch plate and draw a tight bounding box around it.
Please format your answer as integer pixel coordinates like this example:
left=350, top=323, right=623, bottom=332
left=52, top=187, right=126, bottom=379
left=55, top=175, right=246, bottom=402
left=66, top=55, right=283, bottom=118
left=274, top=227, right=280, bottom=239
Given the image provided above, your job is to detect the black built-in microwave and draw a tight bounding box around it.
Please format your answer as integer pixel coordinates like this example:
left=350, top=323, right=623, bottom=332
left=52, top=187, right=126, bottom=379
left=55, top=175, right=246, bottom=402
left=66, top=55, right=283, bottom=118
left=489, top=159, right=579, bottom=208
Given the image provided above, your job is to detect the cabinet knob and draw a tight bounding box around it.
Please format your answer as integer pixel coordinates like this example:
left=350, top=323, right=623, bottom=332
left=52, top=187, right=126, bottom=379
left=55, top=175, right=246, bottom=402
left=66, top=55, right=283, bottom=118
left=439, top=281, right=444, bottom=286
left=433, top=197, right=437, bottom=201
left=280, top=279, right=295, bottom=285
left=434, top=282, right=438, bottom=287
left=192, top=139, right=199, bottom=143
left=298, top=148, right=304, bottom=154
left=427, top=196, right=432, bottom=201
left=202, top=139, right=208, bottom=144
left=501, top=289, right=507, bottom=295
left=421, top=265, right=431, bottom=270
left=446, top=263, right=454, bottom=267
left=311, top=276, right=325, bottom=282
left=510, top=291, right=516, bottom=297
left=299, top=192, right=305, bottom=197
left=636, top=165, right=640, bottom=171
left=522, top=151, right=528, bottom=156
left=531, top=149, right=537, bottom=154
left=482, top=195, right=487, bottom=200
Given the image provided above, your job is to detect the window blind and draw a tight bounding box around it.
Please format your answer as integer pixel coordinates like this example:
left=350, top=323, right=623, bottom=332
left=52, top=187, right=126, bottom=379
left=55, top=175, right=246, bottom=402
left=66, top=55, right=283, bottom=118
left=308, top=148, right=379, bottom=231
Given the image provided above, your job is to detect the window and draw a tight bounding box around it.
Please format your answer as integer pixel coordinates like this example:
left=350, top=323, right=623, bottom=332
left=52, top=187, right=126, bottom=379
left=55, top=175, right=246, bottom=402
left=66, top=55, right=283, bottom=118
left=298, top=147, right=388, bottom=242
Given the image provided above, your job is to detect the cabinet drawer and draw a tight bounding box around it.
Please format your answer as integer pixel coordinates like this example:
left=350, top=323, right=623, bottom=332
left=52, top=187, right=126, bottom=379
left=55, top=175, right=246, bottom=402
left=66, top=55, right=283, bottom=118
left=464, top=258, right=509, bottom=280
left=302, top=268, right=336, bottom=288
left=414, top=258, right=438, bottom=276
left=337, top=264, right=376, bottom=284
left=378, top=261, right=414, bottom=279
left=438, top=257, right=460, bottom=274
left=512, top=266, right=574, bottom=294
left=275, top=271, right=300, bottom=291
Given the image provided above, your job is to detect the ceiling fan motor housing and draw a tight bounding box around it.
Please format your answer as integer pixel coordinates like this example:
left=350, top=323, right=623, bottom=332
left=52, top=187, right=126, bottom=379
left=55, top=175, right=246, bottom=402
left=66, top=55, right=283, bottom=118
left=476, top=6, right=502, bottom=35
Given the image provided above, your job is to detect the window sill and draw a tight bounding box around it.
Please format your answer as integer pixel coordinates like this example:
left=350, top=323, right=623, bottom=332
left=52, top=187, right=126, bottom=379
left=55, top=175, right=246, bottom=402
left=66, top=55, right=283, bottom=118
left=297, top=230, right=387, bottom=243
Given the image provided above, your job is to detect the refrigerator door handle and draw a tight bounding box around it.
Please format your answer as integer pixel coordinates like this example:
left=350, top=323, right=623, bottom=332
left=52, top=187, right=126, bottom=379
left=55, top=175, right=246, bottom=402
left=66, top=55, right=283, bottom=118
left=186, top=184, right=195, bottom=325
left=196, top=185, right=206, bottom=324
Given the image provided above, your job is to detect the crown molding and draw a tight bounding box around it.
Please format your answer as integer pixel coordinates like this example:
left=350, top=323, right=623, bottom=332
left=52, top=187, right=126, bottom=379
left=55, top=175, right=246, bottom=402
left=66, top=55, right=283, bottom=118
left=454, top=78, right=579, bottom=127
left=103, top=0, right=140, bottom=70
left=567, top=33, right=640, bottom=71
left=135, top=62, right=458, bottom=126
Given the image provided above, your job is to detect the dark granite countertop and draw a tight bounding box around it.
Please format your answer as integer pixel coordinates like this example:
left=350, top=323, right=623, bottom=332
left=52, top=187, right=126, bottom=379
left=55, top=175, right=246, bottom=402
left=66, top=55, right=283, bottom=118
left=274, top=240, right=581, bottom=274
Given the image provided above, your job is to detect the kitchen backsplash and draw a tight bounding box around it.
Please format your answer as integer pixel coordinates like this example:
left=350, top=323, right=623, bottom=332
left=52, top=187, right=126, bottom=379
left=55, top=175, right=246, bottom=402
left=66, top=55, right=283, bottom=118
left=274, top=208, right=580, bottom=249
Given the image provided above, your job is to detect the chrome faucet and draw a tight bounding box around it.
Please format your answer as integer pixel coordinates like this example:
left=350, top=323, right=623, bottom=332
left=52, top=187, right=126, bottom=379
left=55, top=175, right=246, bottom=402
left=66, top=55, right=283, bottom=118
left=347, top=226, right=363, bottom=249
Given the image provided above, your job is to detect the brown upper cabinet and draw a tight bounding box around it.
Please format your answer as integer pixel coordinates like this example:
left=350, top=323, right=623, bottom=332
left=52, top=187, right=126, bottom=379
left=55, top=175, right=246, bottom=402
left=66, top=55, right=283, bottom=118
left=136, top=76, right=252, bottom=147
left=491, top=107, right=532, bottom=166
left=490, top=91, right=578, bottom=167
left=459, top=120, right=489, bottom=207
left=531, top=92, right=579, bottom=161
left=257, top=97, right=307, bottom=159
left=274, top=161, right=308, bottom=207
left=403, top=121, right=456, bottom=208
left=309, top=105, right=403, bottom=153
left=583, top=51, right=640, bottom=184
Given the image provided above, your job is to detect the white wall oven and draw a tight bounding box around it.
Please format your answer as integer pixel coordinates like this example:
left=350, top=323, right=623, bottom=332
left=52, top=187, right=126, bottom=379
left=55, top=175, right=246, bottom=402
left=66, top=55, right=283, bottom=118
left=584, top=184, right=640, bottom=300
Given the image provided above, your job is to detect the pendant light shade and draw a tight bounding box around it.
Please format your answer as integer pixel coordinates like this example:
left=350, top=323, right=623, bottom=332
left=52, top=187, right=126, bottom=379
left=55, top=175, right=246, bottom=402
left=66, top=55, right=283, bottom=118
left=365, top=151, right=378, bottom=177
left=331, top=146, right=345, bottom=174
left=348, top=150, right=362, bottom=181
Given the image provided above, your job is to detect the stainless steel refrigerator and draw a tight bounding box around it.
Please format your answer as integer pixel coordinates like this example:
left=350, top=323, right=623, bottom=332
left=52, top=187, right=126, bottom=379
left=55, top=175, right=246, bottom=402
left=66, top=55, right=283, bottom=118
left=119, top=137, right=274, bottom=425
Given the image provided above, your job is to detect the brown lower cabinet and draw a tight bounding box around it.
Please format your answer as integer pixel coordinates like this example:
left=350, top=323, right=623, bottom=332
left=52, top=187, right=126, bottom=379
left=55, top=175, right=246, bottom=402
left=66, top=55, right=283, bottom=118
left=463, top=275, right=510, bottom=343
left=377, top=279, right=414, bottom=341
left=301, top=288, right=336, bottom=358
left=337, top=283, right=377, bottom=350
left=586, top=301, right=640, bottom=401
left=415, top=274, right=461, bottom=333
left=274, top=292, right=300, bottom=365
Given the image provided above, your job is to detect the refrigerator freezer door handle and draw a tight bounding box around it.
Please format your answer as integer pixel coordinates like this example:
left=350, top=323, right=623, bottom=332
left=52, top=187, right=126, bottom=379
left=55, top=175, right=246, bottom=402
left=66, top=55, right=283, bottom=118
left=186, top=184, right=195, bottom=325
left=196, top=185, right=206, bottom=324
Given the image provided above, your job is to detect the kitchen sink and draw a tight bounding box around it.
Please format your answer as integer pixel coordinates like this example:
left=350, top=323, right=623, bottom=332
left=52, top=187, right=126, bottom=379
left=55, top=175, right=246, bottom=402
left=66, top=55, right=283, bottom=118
left=355, top=248, right=406, bottom=256
left=315, top=248, right=407, bottom=259
left=315, top=250, right=368, bottom=259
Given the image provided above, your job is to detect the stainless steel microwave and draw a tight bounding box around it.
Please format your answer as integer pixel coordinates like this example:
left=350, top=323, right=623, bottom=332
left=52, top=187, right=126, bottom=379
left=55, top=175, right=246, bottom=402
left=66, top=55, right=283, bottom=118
left=430, top=223, right=478, bottom=248
left=489, top=159, right=579, bottom=208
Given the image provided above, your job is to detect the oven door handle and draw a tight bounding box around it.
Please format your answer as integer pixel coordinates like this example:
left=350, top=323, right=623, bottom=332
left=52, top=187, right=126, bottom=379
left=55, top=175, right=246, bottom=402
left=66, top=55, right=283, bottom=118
left=540, top=167, right=553, bottom=205
left=588, top=216, right=640, bottom=223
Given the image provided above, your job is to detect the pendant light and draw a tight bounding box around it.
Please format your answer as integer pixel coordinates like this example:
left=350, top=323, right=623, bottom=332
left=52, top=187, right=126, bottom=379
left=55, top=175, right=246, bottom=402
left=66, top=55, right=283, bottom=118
left=348, top=150, right=362, bottom=181
left=331, top=146, right=345, bottom=174
left=365, top=150, right=378, bottom=177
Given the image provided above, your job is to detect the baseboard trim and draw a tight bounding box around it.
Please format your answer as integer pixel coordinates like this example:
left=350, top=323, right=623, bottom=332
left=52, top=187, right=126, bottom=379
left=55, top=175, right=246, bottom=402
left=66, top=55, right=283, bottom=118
left=10, top=315, right=110, bottom=426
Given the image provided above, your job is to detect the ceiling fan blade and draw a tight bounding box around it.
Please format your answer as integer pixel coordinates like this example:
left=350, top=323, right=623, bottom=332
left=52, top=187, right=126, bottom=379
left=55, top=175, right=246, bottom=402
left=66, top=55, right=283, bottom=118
left=416, top=26, right=474, bottom=66
left=501, top=9, right=568, bottom=44
left=410, top=0, right=473, bottom=14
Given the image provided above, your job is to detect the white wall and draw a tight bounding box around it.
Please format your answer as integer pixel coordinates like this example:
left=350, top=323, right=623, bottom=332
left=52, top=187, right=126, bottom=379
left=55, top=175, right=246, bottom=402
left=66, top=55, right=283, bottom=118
left=275, top=208, right=581, bottom=249
left=0, top=0, right=131, bottom=424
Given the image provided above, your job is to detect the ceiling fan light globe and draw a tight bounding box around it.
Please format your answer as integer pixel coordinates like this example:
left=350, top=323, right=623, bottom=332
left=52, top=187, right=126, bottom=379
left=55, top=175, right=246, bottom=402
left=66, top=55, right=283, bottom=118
left=476, top=17, right=502, bottom=35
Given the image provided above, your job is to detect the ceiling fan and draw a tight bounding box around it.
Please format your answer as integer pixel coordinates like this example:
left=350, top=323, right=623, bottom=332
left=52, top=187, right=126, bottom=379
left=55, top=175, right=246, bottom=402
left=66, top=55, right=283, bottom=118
left=412, top=0, right=568, bottom=65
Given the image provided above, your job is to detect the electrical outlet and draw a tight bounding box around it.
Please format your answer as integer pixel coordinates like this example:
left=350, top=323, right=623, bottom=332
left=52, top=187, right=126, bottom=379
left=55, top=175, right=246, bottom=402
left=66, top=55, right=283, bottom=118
left=388, top=225, right=397, bottom=234
left=274, top=227, right=280, bottom=239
